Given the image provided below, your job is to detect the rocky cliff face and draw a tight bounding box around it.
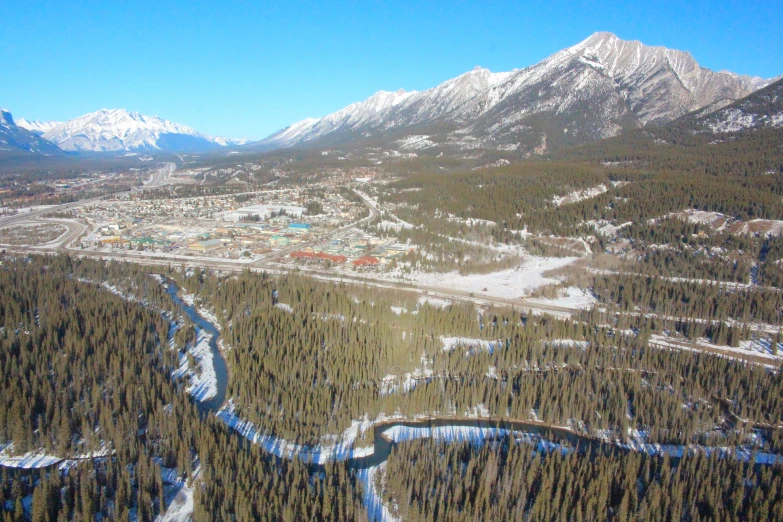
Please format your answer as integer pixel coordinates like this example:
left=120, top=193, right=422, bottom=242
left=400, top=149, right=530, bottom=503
left=0, top=108, right=62, bottom=155
left=257, top=32, right=774, bottom=155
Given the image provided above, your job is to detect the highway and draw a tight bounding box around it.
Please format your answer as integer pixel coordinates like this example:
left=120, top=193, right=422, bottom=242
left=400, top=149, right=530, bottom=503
left=2, top=163, right=776, bottom=366
left=143, top=162, right=176, bottom=188
left=0, top=162, right=176, bottom=228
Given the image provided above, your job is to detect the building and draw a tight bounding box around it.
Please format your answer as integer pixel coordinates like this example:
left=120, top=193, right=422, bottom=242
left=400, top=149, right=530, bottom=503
left=188, top=239, right=223, bottom=253
left=288, top=223, right=311, bottom=231
left=352, top=256, right=379, bottom=266
left=270, top=235, right=291, bottom=247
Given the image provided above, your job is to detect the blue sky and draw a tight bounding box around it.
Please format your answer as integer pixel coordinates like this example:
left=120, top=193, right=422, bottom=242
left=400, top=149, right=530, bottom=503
left=2, top=0, right=781, bottom=140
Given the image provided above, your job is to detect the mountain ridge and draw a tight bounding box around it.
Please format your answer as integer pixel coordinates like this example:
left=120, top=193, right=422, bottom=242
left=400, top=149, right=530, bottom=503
left=0, top=108, right=63, bottom=156
left=679, top=77, right=783, bottom=133
left=33, top=108, right=247, bottom=152
left=256, top=32, right=776, bottom=155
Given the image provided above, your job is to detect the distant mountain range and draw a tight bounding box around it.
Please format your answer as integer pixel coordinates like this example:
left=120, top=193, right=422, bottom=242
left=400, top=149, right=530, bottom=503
left=0, top=109, right=63, bottom=156
left=257, top=32, right=778, bottom=155
left=15, top=118, right=61, bottom=135
left=3, top=32, right=781, bottom=160
left=13, top=109, right=247, bottom=153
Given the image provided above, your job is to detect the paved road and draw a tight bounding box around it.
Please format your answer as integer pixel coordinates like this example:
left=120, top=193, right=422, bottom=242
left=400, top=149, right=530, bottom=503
left=143, top=162, right=176, bottom=188
left=4, top=164, right=775, bottom=366
left=0, top=195, right=111, bottom=227
left=0, top=162, right=176, bottom=228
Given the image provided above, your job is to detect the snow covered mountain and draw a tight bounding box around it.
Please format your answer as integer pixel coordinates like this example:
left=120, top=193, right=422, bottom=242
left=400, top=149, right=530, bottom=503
left=16, top=118, right=62, bottom=135
left=40, top=109, right=247, bottom=152
left=0, top=109, right=63, bottom=156
left=683, top=77, right=783, bottom=133
left=257, top=32, right=776, bottom=155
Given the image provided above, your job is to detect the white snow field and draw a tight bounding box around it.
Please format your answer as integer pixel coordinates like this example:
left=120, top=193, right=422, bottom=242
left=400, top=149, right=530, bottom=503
left=394, top=255, right=580, bottom=300
left=172, top=327, right=218, bottom=402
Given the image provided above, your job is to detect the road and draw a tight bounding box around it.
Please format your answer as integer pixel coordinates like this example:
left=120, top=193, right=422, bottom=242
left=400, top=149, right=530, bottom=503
left=2, top=163, right=778, bottom=367
left=143, top=162, right=176, bottom=188
left=0, top=162, right=176, bottom=229
left=0, top=195, right=110, bottom=228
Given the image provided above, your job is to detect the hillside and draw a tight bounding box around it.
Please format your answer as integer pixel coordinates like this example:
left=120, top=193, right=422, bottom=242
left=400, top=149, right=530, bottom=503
left=254, top=32, right=774, bottom=156
left=0, top=108, right=63, bottom=157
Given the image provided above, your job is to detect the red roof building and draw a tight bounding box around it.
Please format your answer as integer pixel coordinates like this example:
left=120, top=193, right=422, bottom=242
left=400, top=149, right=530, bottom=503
left=352, top=256, right=380, bottom=266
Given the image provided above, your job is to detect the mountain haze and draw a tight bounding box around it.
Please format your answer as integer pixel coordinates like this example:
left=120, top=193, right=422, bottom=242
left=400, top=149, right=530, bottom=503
left=0, top=109, right=63, bottom=156
left=257, top=32, right=775, bottom=155
left=38, top=109, right=248, bottom=152
left=16, top=118, right=62, bottom=135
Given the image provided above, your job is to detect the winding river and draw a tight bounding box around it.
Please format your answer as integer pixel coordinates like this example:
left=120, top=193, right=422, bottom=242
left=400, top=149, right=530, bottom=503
left=163, top=279, right=596, bottom=468
left=163, top=279, right=783, bottom=473
left=164, top=280, right=228, bottom=415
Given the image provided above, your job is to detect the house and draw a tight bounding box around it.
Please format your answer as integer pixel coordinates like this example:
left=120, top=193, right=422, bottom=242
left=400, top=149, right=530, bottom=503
left=315, top=252, right=347, bottom=263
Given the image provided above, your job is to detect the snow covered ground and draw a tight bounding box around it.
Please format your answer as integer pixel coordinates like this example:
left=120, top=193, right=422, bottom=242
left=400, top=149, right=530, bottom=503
left=377, top=220, right=413, bottom=231
left=0, top=445, right=61, bottom=469
left=417, top=295, right=452, bottom=308
left=155, top=468, right=195, bottom=522
left=615, top=438, right=783, bottom=465
left=545, top=339, right=590, bottom=349
left=440, top=336, right=502, bottom=354
left=649, top=333, right=782, bottom=367
left=216, top=403, right=375, bottom=464
left=275, top=302, right=294, bottom=314
left=387, top=255, right=580, bottom=300
left=218, top=204, right=306, bottom=221
left=552, top=184, right=607, bottom=206
left=397, top=135, right=435, bottom=150
left=172, top=327, right=218, bottom=402
left=383, top=425, right=511, bottom=444
left=379, top=353, right=433, bottom=396
left=525, top=286, right=597, bottom=309
left=356, top=464, right=399, bottom=522
left=0, top=444, right=111, bottom=470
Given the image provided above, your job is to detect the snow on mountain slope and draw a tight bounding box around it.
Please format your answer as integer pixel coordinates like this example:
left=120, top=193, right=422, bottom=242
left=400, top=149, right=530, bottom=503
left=258, top=67, right=513, bottom=149
left=42, top=109, right=246, bottom=152
left=684, top=77, right=783, bottom=133
left=16, top=118, right=62, bottom=135
left=258, top=32, right=775, bottom=154
left=547, top=32, right=771, bottom=124
left=0, top=109, right=62, bottom=155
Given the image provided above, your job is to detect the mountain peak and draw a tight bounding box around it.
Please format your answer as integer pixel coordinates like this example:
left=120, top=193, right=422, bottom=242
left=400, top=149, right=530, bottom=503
left=39, top=109, right=245, bottom=152
left=17, top=118, right=63, bottom=135
left=1, top=108, right=14, bottom=126
left=584, top=31, right=620, bottom=43
left=257, top=32, right=776, bottom=153
left=0, top=108, right=63, bottom=155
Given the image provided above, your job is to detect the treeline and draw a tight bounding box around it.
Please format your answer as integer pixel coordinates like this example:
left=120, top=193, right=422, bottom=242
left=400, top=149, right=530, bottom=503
left=193, top=422, right=367, bottom=522
left=382, top=439, right=783, bottom=521
left=177, top=269, right=783, bottom=451
left=0, top=256, right=366, bottom=521
left=381, top=161, right=610, bottom=229
left=379, top=156, right=782, bottom=249
left=592, top=273, right=782, bottom=324
left=554, top=120, right=783, bottom=183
